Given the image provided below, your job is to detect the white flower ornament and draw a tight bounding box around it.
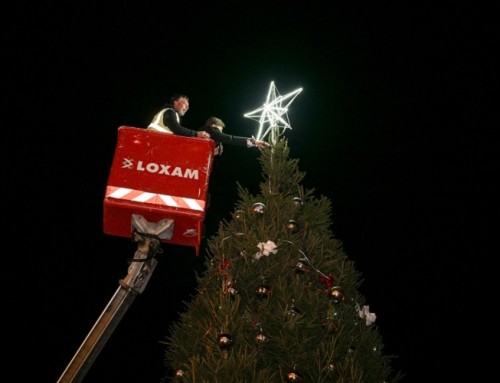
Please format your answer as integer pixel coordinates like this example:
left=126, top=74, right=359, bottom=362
left=254, top=240, right=278, bottom=260
left=358, top=305, right=377, bottom=326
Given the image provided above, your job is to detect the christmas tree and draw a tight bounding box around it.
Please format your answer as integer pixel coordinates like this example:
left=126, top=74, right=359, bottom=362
left=161, top=84, right=402, bottom=382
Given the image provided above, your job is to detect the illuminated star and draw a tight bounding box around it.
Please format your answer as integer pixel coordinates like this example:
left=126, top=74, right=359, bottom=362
left=244, top=81, right=302, bottom=143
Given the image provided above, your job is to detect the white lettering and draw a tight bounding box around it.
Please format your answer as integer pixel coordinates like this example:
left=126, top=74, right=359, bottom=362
left=159, top=164, right=171, bottom=174
left=134, top=160, right=199, bottom=180
left=146, top=163, right=159, bottom=173
left=171, top=167, right=183, bottom=177
left=184, top=169, right=199, bottom=179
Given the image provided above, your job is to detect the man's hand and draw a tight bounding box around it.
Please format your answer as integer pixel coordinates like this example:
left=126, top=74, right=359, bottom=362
left=197, top=131, right=210, bottom=139
left=253, top=139, right=270, bottom=148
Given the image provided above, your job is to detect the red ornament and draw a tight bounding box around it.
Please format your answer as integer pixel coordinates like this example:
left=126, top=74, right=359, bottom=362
left=320, top=273, right=336, bottom=289
left=218, top=259, right=231, bottom=271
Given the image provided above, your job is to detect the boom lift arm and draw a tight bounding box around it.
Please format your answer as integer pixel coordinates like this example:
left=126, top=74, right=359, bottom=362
left=57, top=215, right=173, bottom=383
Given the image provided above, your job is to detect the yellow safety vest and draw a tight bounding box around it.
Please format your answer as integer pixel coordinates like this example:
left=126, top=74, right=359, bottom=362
left=147, top=108, right=178, bottom=133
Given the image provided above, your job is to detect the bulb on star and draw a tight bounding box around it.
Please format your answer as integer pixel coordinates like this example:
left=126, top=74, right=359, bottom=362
left=244, top=81, right=302, bottom=144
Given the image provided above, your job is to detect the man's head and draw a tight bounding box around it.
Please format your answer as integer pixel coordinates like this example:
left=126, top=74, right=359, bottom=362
left=205, top=117, right=225, bottom=130
left=170, top=94, right=190, bottom=116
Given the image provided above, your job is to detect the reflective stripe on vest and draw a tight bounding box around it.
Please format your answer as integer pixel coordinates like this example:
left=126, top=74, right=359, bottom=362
left=147, top=108, right=178, bottom=134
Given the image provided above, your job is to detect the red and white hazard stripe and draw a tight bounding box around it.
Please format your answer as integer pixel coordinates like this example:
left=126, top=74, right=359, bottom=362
left=105, top=186, right=205, bottom=211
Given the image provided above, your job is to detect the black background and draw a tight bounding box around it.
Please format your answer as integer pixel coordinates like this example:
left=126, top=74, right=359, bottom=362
left=5, top=3, right=494, bottom=382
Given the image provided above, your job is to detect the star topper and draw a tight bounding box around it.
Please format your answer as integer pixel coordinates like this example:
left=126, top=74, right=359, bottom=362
left=244, top=81, right=302, bottom=144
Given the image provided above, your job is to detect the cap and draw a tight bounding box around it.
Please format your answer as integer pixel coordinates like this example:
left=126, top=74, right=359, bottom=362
left=205, top=117, right=225, bottom=129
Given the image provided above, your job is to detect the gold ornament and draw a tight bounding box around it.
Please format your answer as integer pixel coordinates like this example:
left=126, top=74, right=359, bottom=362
left=252, top=202, right=266, bottom=215
left=255, top=331, right=268, bottom=343
left=226, top=281, right=238, bottom=297
left=329, top=286, right=344, bottom=303
left=286, top=371, right=303, bottom=383
left=285, top=219, right=299, bottom=233
left=287, top=305, right=301, bottom=317
left=175, top=369, right=184, bottom=377
left=217, top=333, right=233, bottom=348
left=294, top=258, right=309, bottom=273
left=255, top=284, right=271, bottom=299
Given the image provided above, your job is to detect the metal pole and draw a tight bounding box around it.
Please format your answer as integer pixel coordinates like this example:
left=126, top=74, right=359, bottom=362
left=57, top=237, right=159, bottom=383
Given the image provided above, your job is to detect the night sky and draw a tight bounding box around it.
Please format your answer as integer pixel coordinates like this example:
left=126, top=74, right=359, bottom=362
left=6, top=3, right=494, bottom=382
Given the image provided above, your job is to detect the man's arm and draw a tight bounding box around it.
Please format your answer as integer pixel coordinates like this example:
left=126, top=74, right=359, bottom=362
left=163, top=109, right=198, bottom=137
left=209, top=128, right=268, bottom=148
left=208, top=128, right=249, bottom=146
